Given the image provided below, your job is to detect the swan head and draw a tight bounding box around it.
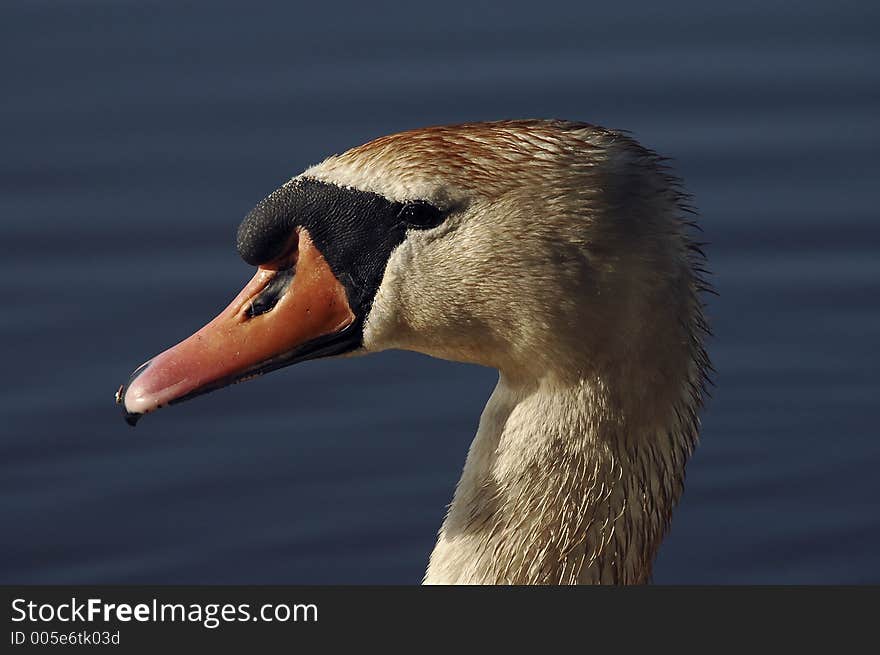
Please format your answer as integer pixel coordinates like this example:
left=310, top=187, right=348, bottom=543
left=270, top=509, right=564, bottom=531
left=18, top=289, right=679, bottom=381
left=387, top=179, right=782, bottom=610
left=119, top=120, right=708, bottom=424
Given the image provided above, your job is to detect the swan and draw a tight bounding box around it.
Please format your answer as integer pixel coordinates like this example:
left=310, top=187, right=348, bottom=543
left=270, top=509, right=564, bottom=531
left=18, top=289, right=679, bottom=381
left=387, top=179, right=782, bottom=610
left=117, top=119, right=712, bottom=584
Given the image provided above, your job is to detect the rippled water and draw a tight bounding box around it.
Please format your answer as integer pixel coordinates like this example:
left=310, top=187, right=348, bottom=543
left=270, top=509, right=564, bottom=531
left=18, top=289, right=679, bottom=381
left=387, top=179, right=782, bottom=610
left=2, top=0, right=878, bottom=583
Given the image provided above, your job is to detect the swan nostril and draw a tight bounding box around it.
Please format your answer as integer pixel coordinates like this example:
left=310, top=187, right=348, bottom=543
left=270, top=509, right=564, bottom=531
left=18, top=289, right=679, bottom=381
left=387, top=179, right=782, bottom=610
left=246, top=266, right=296, bottom=318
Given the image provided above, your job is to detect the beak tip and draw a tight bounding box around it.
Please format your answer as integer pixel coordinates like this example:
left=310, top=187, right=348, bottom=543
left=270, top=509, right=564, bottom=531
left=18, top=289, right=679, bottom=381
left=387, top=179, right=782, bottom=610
left=116, top=383, right=144, bottom=427
left=117, top=360, right=155, bottom=427
left=119, top=385, right=158, bottom=424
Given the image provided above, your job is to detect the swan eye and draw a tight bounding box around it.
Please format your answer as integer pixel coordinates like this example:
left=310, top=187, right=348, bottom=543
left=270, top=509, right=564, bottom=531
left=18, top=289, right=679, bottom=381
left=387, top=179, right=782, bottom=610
left=398, top=201, right=444, bottom=230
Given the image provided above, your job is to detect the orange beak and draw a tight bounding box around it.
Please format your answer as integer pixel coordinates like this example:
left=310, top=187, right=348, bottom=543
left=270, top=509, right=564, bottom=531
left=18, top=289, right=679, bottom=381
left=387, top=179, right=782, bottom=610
left=118, top=228, right=355, bottom=425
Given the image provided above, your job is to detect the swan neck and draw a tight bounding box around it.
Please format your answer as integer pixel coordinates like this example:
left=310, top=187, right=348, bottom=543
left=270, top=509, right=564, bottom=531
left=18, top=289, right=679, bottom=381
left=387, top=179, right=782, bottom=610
left=424, top=372, right=694, bottom=584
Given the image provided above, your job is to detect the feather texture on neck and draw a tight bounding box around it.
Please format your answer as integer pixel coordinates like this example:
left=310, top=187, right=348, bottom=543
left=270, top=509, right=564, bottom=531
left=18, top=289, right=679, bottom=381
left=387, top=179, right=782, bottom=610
left=425, top=358, right=698, bottom=585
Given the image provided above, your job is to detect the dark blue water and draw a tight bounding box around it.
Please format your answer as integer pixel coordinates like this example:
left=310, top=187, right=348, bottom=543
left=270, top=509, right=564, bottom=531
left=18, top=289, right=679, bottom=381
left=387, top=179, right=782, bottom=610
left=2, top=0, right=878, bottom=583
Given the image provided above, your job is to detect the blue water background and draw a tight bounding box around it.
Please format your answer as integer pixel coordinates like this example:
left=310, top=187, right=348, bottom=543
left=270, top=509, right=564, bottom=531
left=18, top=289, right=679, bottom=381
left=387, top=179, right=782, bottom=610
left=1, top=0, right=878, bottom=583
